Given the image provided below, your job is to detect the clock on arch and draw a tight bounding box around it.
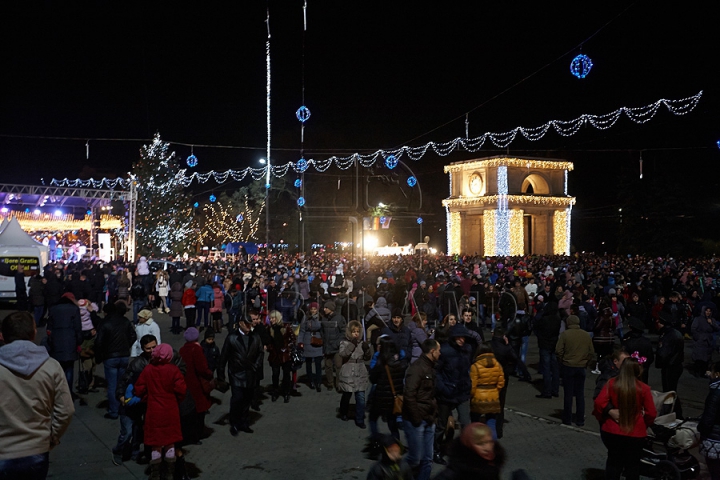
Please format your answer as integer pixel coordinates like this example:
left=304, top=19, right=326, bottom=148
left=469, top=173, right=483, bottom=195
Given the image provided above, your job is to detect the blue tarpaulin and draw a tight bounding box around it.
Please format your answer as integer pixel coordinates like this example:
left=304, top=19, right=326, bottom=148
left=226, top=242, right=258, bottom=255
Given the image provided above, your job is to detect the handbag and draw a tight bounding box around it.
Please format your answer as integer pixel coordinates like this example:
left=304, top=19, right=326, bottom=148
left=385, top=364, right=403, bottom=415
left=310, top=334, right=324, bottom=347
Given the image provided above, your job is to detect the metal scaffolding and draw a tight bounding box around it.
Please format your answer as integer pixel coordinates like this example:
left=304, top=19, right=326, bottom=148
left=0, top=183, right=136, bottom=261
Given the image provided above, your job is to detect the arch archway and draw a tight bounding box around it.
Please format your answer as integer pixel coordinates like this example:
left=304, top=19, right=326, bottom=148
left=521, top=173, right=551, bottom=195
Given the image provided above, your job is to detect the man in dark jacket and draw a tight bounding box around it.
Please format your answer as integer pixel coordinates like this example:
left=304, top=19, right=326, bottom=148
left=381, top=309, right=411, bottom=359
left=655, top=312, right=685, bottom=418
left=534, top=302, right=561, bottom=398
left=44, top=268, right=65, bottom=308
left=402, top=339, right=440, bottom=480
left=94, top=301, right=136, bottom=419
left=14, top=265, right=29, bottom=311
left=217, top=316, right=263, bottom=435
left=434, top=324, right=473, bottom=466
left=47, top=292, right=83, bottom=400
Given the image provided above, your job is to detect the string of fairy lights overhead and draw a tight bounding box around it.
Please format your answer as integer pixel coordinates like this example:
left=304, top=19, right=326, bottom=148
left=49, top=90, right=703, bottom=191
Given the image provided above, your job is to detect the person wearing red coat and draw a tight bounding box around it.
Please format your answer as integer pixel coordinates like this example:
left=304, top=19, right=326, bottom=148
left=181, top=283, right=197, bottom=331
left=593, top=357, right=656, bottom=480
left=179, top=327, right=214, bottom=445
left=134, top=343, right=187, bottom=479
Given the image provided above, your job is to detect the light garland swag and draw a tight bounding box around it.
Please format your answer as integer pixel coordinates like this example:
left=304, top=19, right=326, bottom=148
left=49, top=91, right=702, bottom=189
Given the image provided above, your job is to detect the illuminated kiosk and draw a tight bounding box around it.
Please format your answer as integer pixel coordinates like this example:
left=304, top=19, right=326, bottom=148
left=442, top=157, right=575, bottom=256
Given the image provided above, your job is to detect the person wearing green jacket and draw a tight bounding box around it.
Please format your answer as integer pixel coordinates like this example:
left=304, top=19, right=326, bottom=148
left=555, top=314, right=595, bottom=426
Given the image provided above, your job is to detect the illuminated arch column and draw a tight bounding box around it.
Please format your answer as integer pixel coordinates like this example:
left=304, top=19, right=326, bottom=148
left=553, top=208, right=572, bottom=255
left=447, top=210, right=462, bottom=255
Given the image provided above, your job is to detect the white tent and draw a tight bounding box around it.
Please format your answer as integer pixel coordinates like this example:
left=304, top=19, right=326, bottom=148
left=0, top=217, right=49, bottom=265
left=0, top=217, right=8, bottom=234
left=0, top=217, right=45, bottom=247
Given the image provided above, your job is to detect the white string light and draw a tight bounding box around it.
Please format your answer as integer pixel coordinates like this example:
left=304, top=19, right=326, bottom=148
left=50, top=91, right=702, bottom=188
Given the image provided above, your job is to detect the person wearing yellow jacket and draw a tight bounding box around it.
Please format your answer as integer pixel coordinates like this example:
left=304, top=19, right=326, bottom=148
left=469, top=343, right=505, bottom=439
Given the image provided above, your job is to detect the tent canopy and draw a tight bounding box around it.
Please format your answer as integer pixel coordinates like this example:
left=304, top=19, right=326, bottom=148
left=0, top=217, right=46, bottom=247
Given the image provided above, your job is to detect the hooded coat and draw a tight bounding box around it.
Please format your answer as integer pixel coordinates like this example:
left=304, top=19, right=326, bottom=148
left=133, top=360, right=186, bottom=446
left=469, top=353, right=505, bottom=414
left=534, top=302, right=561, bottom=351
left=337, top=323, right=371, bottom=393
left=436, top=324, right=473, bottom=404
left=381, top=321, right=411, bottom=359
left=0, top=340, right=74, bottom=460
left=691, top=314, right=720, bottom=363
left=407, top=319, right=428, bottom=363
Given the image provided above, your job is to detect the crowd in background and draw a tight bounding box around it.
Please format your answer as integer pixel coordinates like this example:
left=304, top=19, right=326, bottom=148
left=5, top=251, right=720, bottom=479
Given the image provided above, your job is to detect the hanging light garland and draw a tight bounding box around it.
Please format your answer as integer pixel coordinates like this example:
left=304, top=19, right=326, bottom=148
left=50, top=91, right=703, bottom=189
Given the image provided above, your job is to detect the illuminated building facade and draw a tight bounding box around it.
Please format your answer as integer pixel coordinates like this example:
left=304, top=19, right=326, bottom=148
left=443, top=156, right=575, bottom=256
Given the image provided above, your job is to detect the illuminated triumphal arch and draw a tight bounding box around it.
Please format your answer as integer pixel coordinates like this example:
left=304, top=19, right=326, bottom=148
left=442, top=156, right=575, bottom=256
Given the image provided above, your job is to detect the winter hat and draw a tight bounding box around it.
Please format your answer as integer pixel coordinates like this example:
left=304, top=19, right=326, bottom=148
left=185, top=280, right=193, bottom=288
left=152, top=343, right=173, bottom=363
left=308, top=302, right=319, bottom=310
left=184, top=327, right=200, bottom=342
left=469, top=296, right=476, bottom=302
left=204, top=327, right=216, bottom=340
left=138, top=309, right=153, bottom=321
left=61, top=292, right=76, bottom=302
left=77, top=298, right=88, bottom=308
left=420, top=280, right=426, bottom=286
left=324, top=301, right=336, bottom=312
left=608, top=288, right=616, bottom=296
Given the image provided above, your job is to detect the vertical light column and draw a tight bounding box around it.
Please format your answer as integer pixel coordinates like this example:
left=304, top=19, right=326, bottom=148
left=553, top=209, right=571, bottom=255
left=496, top=166, right=509, bottom=256
left=483, top=210, right=496, bottom=256
left=265, top=8, right=271, bottom=253
left=448, top=210, right=461, bottom=255
left=509, top=209, right=524, bottom=255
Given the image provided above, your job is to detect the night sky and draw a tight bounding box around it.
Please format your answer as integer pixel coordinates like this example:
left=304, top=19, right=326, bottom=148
left=1, top=2, right=718, bottom=251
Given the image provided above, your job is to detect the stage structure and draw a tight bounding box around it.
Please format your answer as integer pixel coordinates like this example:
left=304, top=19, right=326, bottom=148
left=442, top=157, right=575, bottom=256
left=0, top=183, right=137, bottom=261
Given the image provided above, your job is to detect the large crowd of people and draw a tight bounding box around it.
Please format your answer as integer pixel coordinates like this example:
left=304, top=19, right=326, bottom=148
left=4, top=250, right=720, bottom=479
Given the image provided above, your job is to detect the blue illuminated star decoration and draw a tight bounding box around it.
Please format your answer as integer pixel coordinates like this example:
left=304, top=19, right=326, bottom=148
left=193, top=202, right=199, bottom=208
left=236, top=213, right=244, bottom=222
left=186, top=154, right=198, bottom=167
left=209, top=194, right=216, bottom=202
left=296, top=157, right=308, bottom=173
left=380, top=216, right=387, bottom=224
left=717, top=140, right=720, bottom=149
left=417, top=217, right=423, bottom=224
left=86, top=209, right=92, bottom=216
left=385, top=155, right=398, bottom=169
left=570, top=54, right=593, bottom=79
left=294, top=178, right=302, bottom=188
left=297, top=197, right=306, bottom=207
left=407, top=176, right=417, bottom=187
left=296, top=106, right=311, bottom=123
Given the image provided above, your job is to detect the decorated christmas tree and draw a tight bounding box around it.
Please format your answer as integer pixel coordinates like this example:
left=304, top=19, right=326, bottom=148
left=131, top=133, right=194, bottom=256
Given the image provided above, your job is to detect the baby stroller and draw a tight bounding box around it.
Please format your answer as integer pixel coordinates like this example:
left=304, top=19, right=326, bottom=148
left=640, top=391, right=700, bottom=480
